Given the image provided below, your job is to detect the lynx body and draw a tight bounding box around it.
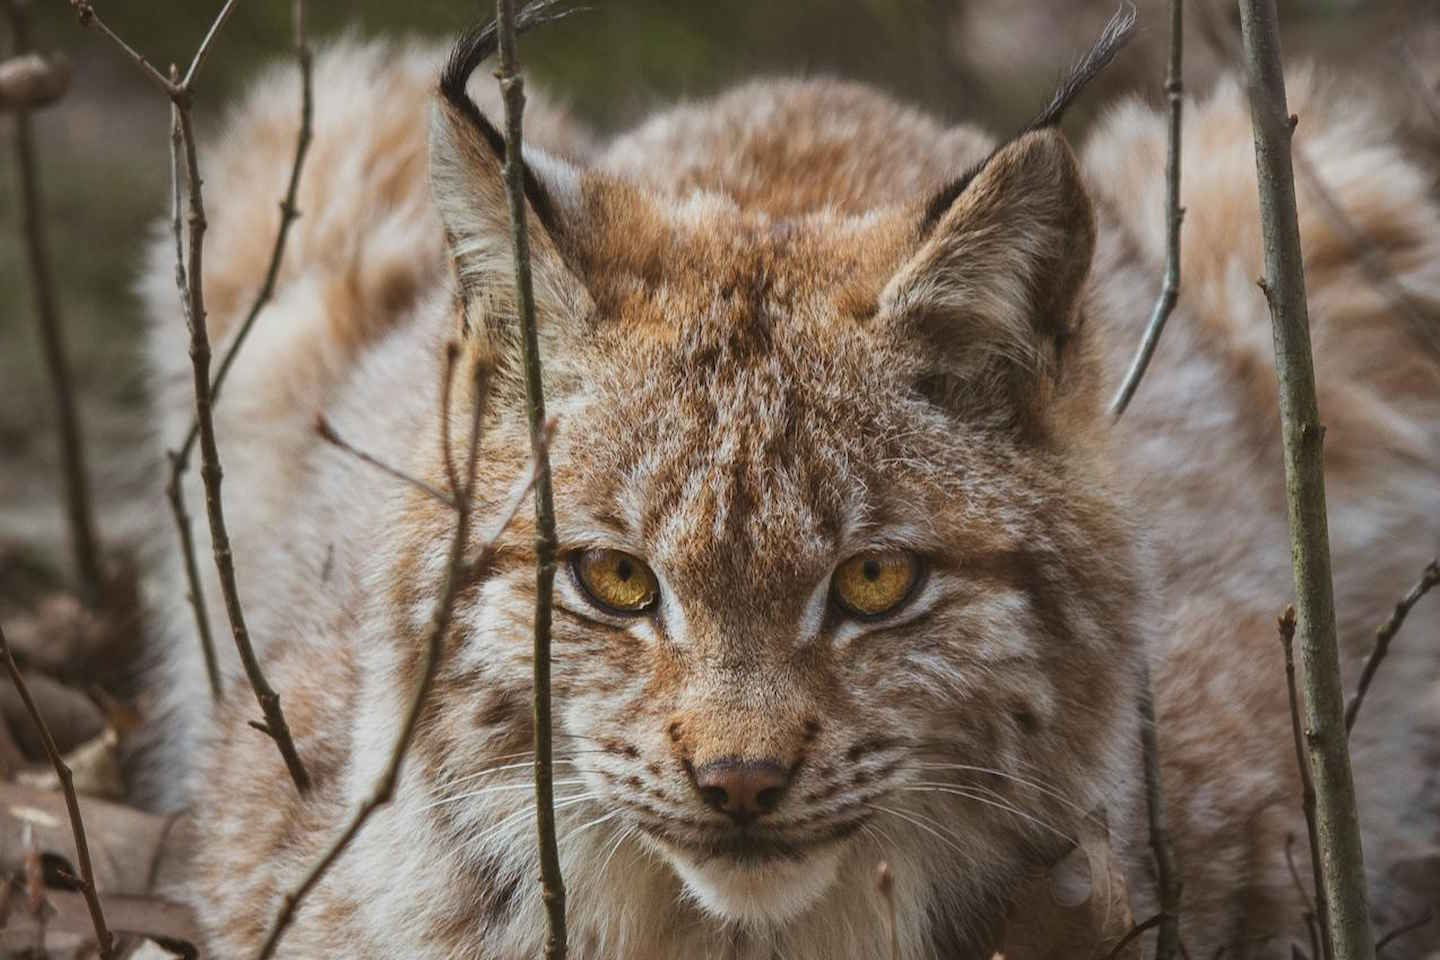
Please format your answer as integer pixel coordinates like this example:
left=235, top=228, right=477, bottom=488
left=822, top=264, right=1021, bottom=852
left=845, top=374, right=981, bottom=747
left=139, top=31, right=1440, bottom=960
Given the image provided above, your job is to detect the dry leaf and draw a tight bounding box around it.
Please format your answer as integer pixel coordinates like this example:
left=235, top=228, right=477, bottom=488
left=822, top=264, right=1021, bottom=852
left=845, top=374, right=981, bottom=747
left=995, top=817, right=1140, bottom=960
left=18, top=726, right=126, bottom=800
left=0, top=782, right=188, bottom=896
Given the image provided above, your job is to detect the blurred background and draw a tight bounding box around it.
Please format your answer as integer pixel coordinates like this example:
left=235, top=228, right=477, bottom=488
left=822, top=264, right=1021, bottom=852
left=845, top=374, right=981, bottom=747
left=2, top=0, right=1439, bottom=587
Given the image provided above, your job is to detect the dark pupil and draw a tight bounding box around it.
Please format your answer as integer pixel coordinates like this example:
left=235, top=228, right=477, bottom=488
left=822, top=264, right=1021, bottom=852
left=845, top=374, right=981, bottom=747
left=862, top=559, right=881, bottom=581
left=615, top=557, right=633, bottom=582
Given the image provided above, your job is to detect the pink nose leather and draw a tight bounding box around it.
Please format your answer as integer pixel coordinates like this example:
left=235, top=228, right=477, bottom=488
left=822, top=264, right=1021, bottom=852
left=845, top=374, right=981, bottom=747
left=694, top=759, right=791, bottom=823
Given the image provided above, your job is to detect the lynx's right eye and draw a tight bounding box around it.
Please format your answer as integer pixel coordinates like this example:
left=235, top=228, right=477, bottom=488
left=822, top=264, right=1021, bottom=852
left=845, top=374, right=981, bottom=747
left=573, top=549, right=659, bottom=615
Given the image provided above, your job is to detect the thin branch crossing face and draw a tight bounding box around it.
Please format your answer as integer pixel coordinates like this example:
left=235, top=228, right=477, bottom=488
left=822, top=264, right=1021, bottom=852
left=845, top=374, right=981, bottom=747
left=495, top=1, right=568, bottom=956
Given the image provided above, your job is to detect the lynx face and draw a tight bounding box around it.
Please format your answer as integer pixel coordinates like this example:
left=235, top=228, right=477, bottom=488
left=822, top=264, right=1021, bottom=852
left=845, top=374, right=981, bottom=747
left=378, top=73, right=1148, bottom=932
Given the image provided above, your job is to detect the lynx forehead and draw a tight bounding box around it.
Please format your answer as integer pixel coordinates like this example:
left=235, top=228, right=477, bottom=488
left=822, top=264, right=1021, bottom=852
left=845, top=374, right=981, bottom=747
left=139, top=12, right=1440, bottom=960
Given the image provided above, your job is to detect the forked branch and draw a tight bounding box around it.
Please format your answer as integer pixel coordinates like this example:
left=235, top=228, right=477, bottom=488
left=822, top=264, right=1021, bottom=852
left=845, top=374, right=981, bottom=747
left=7, top=0, right=105, bottom=606
left=495, top=1, right=568, bottom=956
left=74, top=0, right=312, bottom=791
left=0, top=622, right=115, bottom=959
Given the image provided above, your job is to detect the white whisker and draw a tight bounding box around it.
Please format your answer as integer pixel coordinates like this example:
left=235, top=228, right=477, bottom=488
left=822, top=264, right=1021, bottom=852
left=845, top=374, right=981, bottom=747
left=559, top=808, right=625, bottom=847
left=418, top=778, right=590, bottom=814
left=866, top=803, right=976, bottom=864
left=898, top=784, right=1077, bottom=846
left=912, top=762, right=1090, bottom=817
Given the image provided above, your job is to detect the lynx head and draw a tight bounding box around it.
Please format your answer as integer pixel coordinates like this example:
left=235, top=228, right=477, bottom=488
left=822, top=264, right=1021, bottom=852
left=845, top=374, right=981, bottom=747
left=383, top=6, right=1143, bottom=943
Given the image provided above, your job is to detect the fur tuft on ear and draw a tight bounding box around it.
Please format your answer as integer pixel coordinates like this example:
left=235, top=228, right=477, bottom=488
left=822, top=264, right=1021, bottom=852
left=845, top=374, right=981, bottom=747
left=428, top=19, right=592, bottom=355
left=881, top=129, right=1097, bottom=419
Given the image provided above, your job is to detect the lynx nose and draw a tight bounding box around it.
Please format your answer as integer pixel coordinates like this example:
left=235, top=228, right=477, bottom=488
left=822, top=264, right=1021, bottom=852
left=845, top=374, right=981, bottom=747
left=693, top=759, right=791, bottom=824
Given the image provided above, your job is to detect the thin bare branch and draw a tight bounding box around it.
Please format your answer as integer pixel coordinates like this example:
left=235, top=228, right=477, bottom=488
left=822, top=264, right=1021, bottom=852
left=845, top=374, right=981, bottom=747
left=1375, top=909, right=1432, bottom=953
left=67, top=1, right=175, bottom=95
left=173, top=6, right=314, bottom=466
left=1109, top=0, right=1184, bottom=420
left=255, top=362, right=517, bottom=960
left=1346, top=558, right=1439, bottom=735
left=1139, top=659, right=1183, bottom=960
left=165, top=455, right=221, bottom=700
left=495, top=2, right=567, bottom=955
left=180, top=0, right=240, bottom=89
left=1279, top=606, right=1332, bottom=960
left=171, top=83, right=310, bottom=794
left=164, top=0, right=314, bottom=703
left=314, top=415, right=455, bottom=509
left=6, top=0, right=105, bottom=606
left=1240, top=4, right=1375, bottom=956
left=1106, top=913, right=1166, bottom=960
left=0, top=622, right=115, bottom=959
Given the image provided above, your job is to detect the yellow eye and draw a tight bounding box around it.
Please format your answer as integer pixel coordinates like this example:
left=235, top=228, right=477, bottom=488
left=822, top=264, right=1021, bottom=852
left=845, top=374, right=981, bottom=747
left=831, top=551, right=921, bottom=619
left=573, top=549, right=659, bottom=615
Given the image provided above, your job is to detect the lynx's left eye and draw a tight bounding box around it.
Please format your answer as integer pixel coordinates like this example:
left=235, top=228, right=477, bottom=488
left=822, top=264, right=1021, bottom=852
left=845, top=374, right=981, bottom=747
left=573, top=549, right=659, bottom=615
left=831, top=550, right=921, bottom=619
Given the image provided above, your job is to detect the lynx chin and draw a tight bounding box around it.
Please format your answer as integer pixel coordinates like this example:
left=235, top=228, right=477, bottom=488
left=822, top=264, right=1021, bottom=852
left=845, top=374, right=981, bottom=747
left=138, top=12, right=1440, bottom=960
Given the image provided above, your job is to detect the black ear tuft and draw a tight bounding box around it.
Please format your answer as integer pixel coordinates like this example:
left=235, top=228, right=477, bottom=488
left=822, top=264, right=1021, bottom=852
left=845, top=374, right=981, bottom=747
left=1027, top=3, right=1138, bottom=132
left=437, top=1, right=580, bottom=238
left=921, top=4, right=1135, bottom=236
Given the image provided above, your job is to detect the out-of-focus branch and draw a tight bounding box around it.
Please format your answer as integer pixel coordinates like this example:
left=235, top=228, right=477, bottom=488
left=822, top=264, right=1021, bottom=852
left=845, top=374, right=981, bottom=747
left=6, top=0, right=105, bottom=607
left=495, top=2, right=567, bottom=956
left=1238, top=3, right=1374, bottom=957
left=1345, top=559, right=1439, bottom=735
left=0, top=623, right=114, bottom=959
left=1109, top=0, right=1185, bottom=420
left=1280, top=607, right=1330, bottom=960
left=1139, top=660, right=1183, bottom=960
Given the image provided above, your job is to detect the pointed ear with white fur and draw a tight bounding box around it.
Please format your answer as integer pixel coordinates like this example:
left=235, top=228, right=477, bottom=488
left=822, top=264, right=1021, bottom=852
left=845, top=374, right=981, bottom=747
left=428, top=92, right=588, bottom=348
left=881, top=129, right=1097, bottom=426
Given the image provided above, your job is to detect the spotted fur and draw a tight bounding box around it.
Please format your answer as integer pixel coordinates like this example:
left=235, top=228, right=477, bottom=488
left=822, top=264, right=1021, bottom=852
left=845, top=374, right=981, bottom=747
left=138, top=36, right=1440, bottom=960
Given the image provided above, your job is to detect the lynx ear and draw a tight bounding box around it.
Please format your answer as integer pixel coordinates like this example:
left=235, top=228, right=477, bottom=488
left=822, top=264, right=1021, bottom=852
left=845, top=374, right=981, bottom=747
left=881, top=129, right=1096, bottom=420
left=429, top=94, right=588, bottom=345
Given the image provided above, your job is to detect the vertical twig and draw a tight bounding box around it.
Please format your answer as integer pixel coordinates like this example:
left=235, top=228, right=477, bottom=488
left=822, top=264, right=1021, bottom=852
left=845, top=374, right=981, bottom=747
left=1345, top=559, right=1439, bottom=735
left=6, top=0, right=105, bottom=606
left=1139, top=661, right=1183, bottom=960
left=172, top=84, right=310, bottom=793
left=166, top=0, right=315, bottom=703
left=1280, top=607, right=1331, bottom=960
left=494, top=2, right=567, bottom=956
left=1110, top=0, right=1185, bottom=420
left=74, top=0, right=313, bottom=790
left=1238, top=4, right=1375, bottom=957
left=0, top=622, right=115, bottom=959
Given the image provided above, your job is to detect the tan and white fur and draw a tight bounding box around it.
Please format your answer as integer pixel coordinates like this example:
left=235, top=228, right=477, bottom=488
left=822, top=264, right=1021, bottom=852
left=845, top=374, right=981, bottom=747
left=137, top=26, right=1440, bottom=960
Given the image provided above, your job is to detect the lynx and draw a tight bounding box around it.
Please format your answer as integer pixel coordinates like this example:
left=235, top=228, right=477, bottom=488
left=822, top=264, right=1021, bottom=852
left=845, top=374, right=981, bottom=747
left=139, top=12, right=1440, bottom=960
